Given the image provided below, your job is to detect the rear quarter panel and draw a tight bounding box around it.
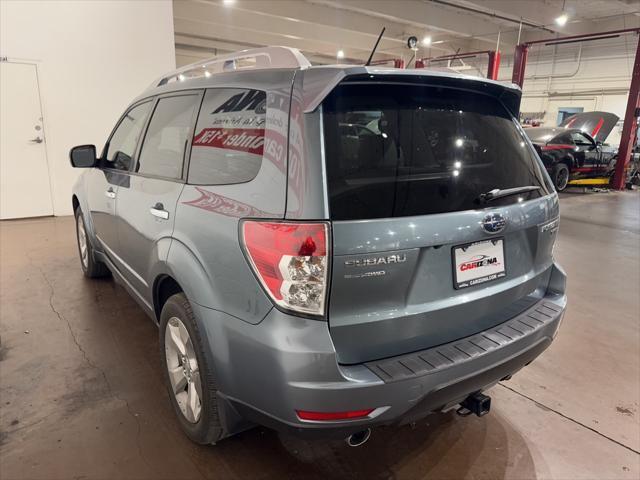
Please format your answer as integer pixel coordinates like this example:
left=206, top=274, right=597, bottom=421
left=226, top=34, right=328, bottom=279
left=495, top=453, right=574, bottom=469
left=170, top=71, right=295, bottom=324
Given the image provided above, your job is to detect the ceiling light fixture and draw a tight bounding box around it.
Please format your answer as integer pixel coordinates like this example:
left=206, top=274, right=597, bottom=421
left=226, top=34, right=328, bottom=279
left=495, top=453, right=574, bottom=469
left=422, top=36, right=432, bottom=46
left=555, top=0, right=568, bottom=26
left=223, top=0, right=236, bottom=5
left=337, top=49, right=345, bottom=59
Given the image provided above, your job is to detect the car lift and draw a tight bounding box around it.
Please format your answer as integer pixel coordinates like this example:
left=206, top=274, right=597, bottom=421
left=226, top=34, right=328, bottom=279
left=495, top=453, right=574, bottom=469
left=511, top=28, right=640, bottom=190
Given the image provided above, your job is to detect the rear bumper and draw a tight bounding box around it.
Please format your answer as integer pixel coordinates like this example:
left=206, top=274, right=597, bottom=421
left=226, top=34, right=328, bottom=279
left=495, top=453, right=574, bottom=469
left=193, top=263, right=567, bottom=439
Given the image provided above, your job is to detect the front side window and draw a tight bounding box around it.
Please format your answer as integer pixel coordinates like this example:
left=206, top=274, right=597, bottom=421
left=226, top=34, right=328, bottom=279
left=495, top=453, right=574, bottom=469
left=104, top=101, right=152, bottom=171
left=570, top=131, right=594, bottom=146
left=188, top=88, right=266, bottom=185
left=136, top=95, right=200, bottom=180
left=323, top=83, right=550, bottom=220
left=550, top=133, right=573, bottom=145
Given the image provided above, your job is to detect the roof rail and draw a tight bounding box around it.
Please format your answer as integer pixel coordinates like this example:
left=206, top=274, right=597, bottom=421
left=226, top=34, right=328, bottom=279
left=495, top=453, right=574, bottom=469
left=151, top=46, right=311, bottom=88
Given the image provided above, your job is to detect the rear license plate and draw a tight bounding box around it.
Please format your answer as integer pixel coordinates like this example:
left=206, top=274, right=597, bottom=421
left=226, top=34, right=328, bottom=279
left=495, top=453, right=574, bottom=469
left=453, top=239, right=506, bottom=289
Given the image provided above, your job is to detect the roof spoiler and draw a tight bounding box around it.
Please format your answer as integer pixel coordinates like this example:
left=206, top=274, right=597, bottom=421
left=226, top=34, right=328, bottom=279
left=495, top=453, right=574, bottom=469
left=149, top=46, right=311, bottom=89
left=301, top=68, right=522, bottom=118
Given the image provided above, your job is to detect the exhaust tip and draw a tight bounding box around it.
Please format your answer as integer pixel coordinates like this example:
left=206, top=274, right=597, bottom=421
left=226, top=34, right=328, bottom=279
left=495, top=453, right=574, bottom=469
left=346, top=428, right=371, bottom=447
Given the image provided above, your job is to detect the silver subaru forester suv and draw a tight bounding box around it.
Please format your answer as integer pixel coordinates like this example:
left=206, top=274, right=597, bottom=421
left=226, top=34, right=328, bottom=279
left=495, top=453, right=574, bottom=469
left=70, top=47, right=566, bottom=446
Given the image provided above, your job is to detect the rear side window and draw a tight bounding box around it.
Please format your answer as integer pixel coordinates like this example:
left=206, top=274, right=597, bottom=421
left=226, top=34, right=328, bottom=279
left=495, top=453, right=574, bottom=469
left=104, top=101, right=152, bottom=171
left=188, top=88, right=266, bottom=185
left=323, top=83, right=550, bottom=220
left=136, top=95, right=200, bottom=180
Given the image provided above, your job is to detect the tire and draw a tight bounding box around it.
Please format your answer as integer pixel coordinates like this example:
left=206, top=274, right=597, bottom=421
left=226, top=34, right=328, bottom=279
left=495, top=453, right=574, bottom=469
left=160, top=293, right=223, bottom=444
left=74, top=208, right=110, bottom=278
left=552, top=163, right=570, bottom=191
left=607, top=157, right=617, bottom=176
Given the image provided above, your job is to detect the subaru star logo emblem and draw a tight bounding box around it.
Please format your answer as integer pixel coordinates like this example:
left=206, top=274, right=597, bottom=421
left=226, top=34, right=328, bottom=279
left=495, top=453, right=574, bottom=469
left=481, top=213, right=506, bottom=234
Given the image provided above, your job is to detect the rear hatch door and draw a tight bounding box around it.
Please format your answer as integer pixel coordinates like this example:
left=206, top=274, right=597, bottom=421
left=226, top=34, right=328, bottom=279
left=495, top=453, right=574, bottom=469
left=322, top=79, right=558, bottom=364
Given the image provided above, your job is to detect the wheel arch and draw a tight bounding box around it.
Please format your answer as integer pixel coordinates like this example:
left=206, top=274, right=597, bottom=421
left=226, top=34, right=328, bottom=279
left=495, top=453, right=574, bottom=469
left=71, top=192, right=99, bottom=249
left=560, top=153, right=575, bottom=170
left=72, top=194, right=80, bottom=213
left=152, top=239, right=220, bottom=323
left=153, top=274, right=184, bottom=322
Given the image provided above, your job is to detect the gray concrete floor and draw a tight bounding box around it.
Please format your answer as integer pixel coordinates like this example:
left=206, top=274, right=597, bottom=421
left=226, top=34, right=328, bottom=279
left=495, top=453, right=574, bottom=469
left=1, top=191, right=639, bottom=480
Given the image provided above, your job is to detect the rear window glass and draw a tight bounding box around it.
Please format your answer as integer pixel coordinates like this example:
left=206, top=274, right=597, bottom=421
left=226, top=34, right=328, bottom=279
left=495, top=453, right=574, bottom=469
left=188, top=88, right=266, bottom=185
left=323, top=83, right=550, bottom=220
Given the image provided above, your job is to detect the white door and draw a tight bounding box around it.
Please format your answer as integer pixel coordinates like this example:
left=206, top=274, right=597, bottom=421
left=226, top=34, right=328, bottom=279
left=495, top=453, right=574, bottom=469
left=0, top=62, right=54, bottom=219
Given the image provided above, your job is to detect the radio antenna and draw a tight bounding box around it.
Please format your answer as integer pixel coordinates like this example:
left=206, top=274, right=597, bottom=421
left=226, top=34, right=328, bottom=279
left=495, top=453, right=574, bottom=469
left=365, top=27, right=385, bottom=66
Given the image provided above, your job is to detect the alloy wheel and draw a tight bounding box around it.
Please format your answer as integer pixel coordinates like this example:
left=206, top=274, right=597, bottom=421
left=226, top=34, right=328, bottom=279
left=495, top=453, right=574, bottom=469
left=77, top=215, right=89, bottom=270
left=557, top=169, right=569, bottom=190
left=164, top=316, right=203, bottom=423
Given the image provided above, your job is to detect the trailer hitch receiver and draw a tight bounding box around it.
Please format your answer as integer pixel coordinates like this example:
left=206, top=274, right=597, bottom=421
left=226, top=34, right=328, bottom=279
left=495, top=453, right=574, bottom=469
left=457, top=392, right=491, bottom=417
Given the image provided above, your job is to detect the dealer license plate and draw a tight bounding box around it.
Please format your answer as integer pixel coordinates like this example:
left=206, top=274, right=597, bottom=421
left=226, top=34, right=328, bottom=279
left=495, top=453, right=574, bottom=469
left=453, top=239, right=506, bottom=289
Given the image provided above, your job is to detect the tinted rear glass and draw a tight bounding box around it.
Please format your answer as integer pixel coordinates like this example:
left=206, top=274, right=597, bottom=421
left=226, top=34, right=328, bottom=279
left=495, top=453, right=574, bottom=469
left=188, top=88, right=266, bottom=185
left=323, top=83, right=550, bottom=220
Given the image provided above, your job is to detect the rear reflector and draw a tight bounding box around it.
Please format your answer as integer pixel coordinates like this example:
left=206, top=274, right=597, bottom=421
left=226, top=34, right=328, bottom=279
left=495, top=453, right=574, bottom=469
left=241, top=221, right=330, bottom=316
left=296, top=409, right=374, bottom=421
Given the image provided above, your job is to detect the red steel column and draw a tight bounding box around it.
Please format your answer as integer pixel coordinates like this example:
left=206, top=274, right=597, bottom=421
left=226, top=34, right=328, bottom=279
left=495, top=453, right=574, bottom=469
left=394, top=59, right=405, bottom=69
left=487, top=51, right=501, bottom=80
left=613, top=34, right=640, bottom=190
left=511, top=44, right=529, bottom=88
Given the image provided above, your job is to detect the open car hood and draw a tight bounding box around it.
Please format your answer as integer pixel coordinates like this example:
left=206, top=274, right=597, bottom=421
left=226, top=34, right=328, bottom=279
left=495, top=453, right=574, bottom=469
left=560, top=111, right=619, bottom=143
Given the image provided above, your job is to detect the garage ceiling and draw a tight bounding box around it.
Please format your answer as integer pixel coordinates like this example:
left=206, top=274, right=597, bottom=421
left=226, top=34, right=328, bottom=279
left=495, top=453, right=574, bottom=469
left=174, top=0, right=640, bottom=66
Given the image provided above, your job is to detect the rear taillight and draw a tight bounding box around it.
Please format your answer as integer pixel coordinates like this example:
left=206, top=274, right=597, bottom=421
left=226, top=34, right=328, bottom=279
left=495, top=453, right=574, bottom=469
left=241, top=221, right=330, bottom=316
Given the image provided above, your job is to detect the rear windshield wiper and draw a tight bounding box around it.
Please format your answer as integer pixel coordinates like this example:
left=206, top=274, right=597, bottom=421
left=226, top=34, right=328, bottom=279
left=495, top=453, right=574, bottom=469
left=477, top=186, right=541, bottom=204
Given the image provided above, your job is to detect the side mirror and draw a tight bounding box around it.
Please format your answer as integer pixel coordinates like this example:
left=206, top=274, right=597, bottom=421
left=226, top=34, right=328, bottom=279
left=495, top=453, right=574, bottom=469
left=69, top=145, right=97, bottom=168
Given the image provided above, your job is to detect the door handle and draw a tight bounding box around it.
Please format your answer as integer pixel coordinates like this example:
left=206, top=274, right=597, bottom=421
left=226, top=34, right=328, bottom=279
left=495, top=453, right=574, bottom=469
left=29, top=137, right=43, bottom=144
left=105, top=188, right=116, bottom=199
left=150, top=203, right=169, bottom=220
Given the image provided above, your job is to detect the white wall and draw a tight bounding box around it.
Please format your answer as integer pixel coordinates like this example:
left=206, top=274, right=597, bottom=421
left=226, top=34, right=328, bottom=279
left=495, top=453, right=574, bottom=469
left=1, top=0, right=176, bottom=216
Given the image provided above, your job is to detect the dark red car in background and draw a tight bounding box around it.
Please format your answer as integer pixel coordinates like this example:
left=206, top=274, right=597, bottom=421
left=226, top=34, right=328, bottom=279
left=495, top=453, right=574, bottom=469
left=525, top=112, right=619, bottom=191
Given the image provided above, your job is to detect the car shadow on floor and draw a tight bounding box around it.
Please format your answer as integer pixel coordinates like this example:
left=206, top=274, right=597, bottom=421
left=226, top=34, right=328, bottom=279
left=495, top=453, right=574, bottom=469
left=186, top=408, right=537, bottom=480
left=80, top=269, right=538, bottom=480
